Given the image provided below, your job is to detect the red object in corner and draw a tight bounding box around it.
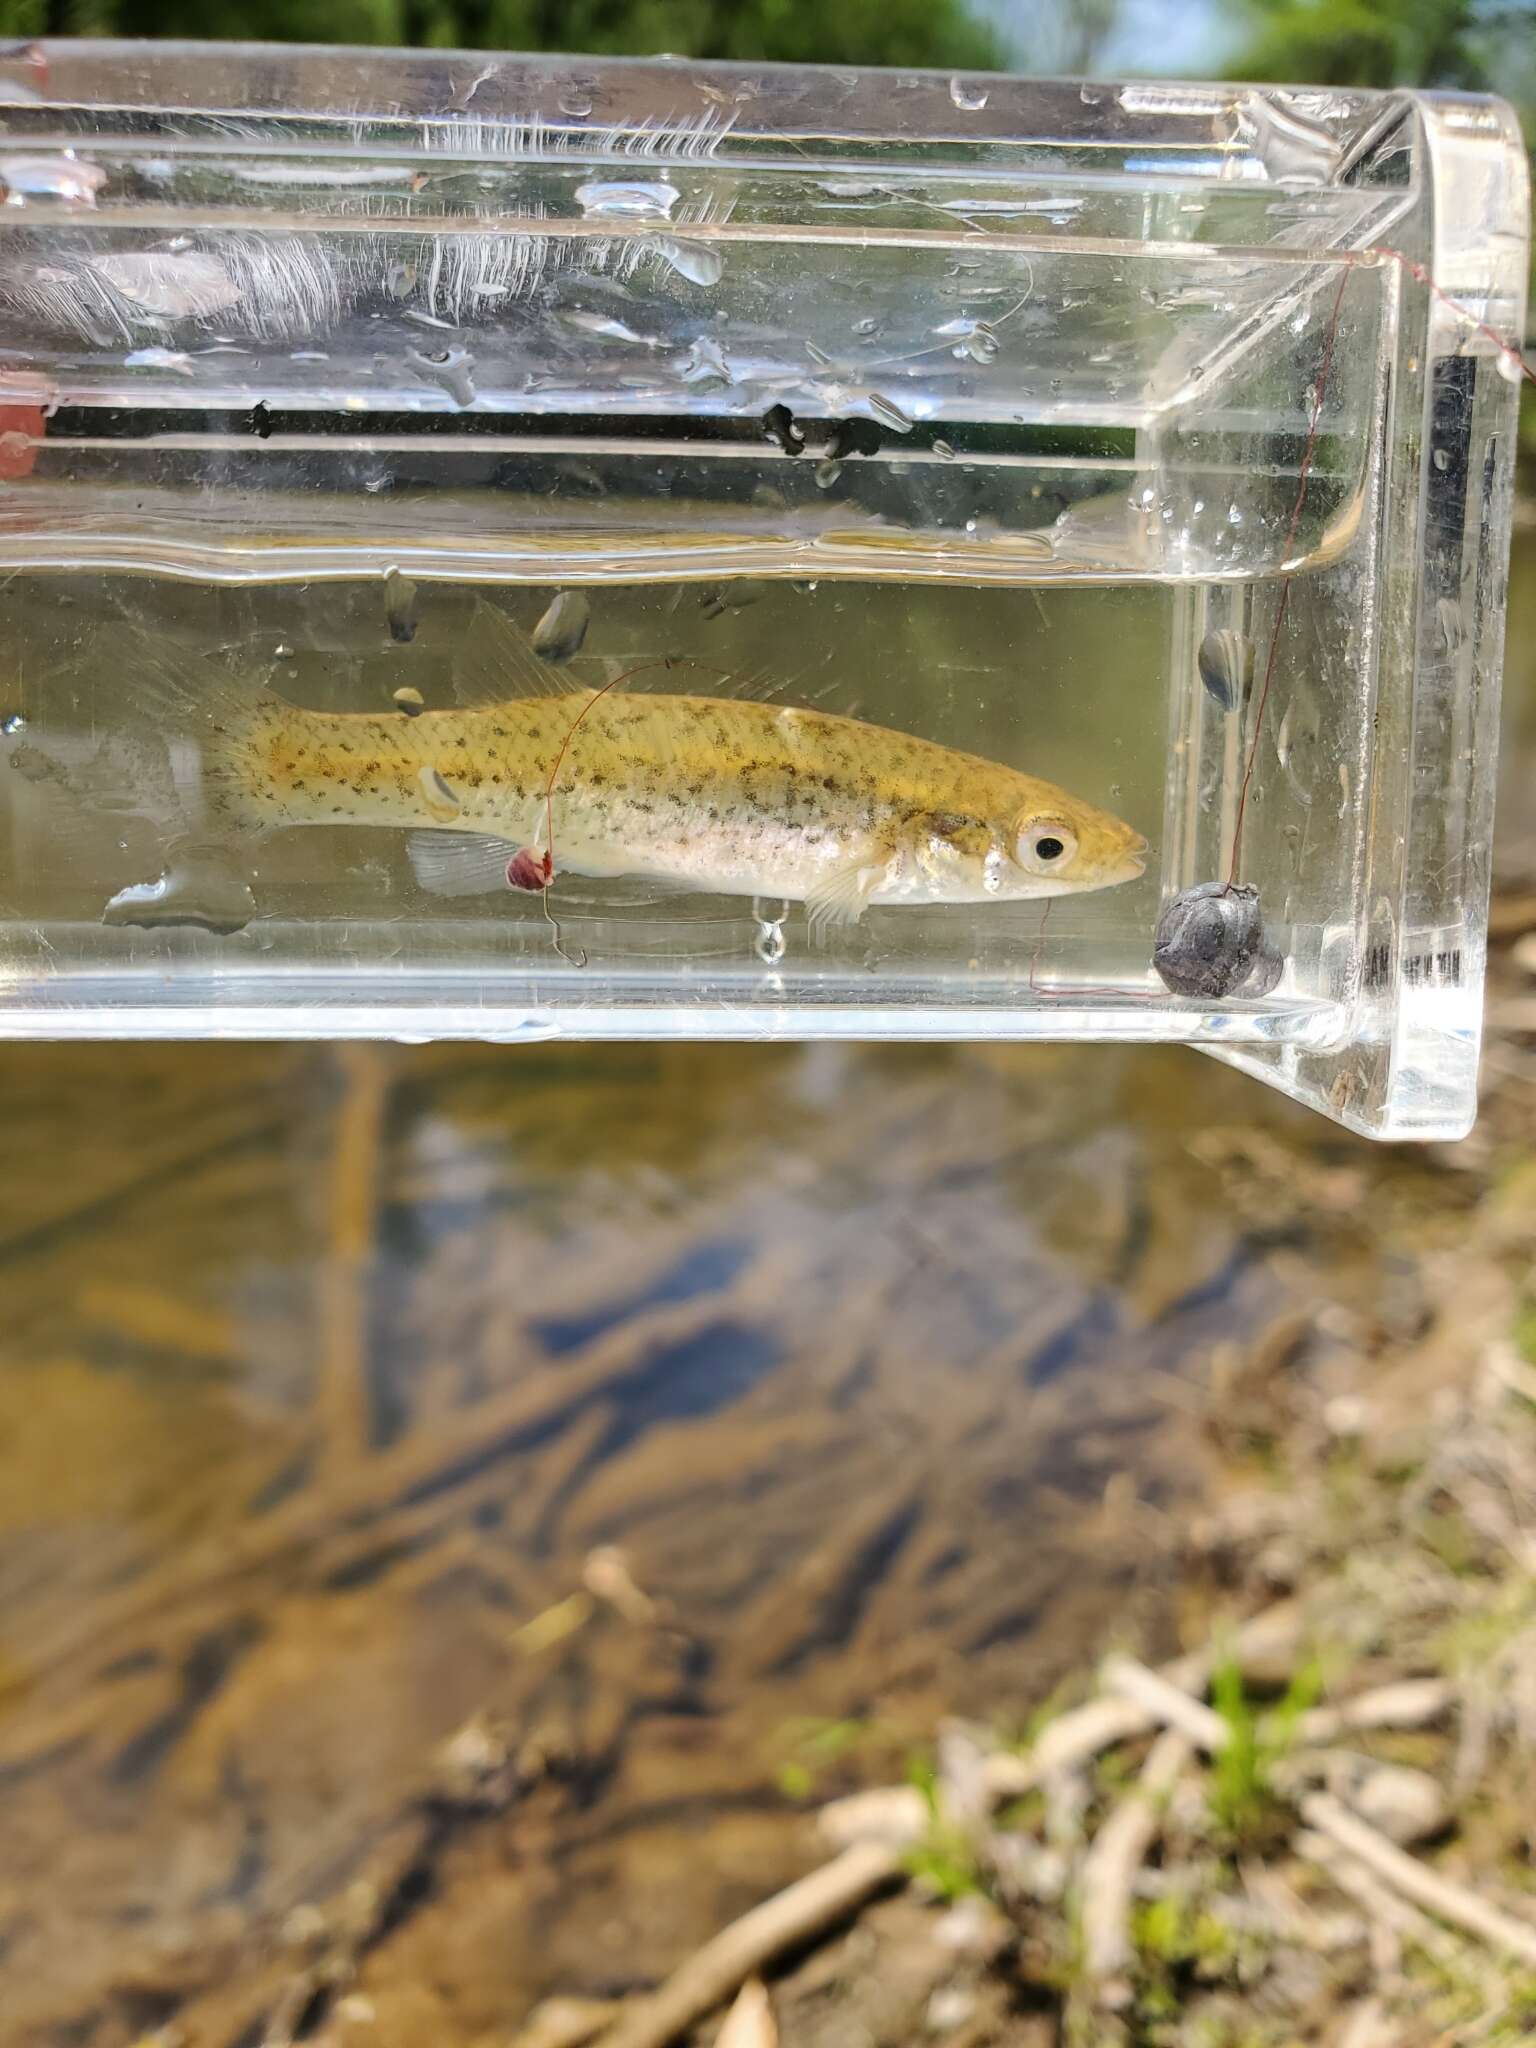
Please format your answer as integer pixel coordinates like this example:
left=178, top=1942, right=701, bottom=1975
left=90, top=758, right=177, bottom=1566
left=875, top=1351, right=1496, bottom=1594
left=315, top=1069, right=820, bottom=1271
left=0, top=405, right=45, bottom=480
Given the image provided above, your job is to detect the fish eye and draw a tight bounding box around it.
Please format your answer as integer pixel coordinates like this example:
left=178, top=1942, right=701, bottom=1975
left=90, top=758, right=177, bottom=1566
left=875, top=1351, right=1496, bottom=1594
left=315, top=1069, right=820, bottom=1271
left=1017, top=821, right=1078, bottom=875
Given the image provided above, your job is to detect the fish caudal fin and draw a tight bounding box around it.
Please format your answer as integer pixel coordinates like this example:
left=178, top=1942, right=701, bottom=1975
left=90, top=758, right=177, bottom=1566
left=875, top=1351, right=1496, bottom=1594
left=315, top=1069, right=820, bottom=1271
left=114, top=624, right=285, bottom=831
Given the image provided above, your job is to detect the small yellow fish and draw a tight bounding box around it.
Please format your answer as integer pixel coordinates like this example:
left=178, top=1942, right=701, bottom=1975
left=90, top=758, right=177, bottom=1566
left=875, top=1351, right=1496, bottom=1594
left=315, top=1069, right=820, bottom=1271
left=150, top=625, right=1147, bottom=929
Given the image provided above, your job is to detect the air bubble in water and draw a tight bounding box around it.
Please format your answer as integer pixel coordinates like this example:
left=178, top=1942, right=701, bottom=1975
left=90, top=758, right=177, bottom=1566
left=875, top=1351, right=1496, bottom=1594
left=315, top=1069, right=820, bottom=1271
left=699, top=580, right=767, bottom=619
left=559, top=85, right=594, bottom=117
left=532, top=589, right=591, bottom=662
left=752, top=896, right=790, bottom=965
left=1, top=711, right=24, bottom=736
left=1198, top=628, right=1254, bottom=712
left=949, top=77, right=989, bottom=111
left=101, top=844, right=258, bottom=937
left=383, top=566, right=419, bottom=644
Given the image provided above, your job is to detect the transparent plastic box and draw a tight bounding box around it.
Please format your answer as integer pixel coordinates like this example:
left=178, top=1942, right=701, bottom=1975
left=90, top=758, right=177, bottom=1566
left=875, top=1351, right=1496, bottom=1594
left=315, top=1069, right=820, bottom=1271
left=0, top=42, right=1527, bottom=1138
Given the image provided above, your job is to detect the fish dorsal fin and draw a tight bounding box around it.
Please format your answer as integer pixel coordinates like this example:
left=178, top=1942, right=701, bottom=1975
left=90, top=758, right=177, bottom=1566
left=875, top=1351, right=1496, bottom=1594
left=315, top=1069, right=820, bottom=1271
left=453, top=600, right=582, bottom=708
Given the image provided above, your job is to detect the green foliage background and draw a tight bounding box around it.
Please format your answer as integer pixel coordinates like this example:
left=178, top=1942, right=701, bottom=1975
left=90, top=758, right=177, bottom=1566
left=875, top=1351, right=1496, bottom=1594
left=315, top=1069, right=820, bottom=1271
left=0, top=0, right=999, bottom=64
left=0, top=0, right=1526, bottom=427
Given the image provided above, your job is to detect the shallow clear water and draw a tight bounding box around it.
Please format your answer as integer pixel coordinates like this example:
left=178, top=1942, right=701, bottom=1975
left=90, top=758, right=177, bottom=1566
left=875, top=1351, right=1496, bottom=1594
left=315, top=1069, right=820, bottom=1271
left=0, top=1024, right=1470, bottom=2044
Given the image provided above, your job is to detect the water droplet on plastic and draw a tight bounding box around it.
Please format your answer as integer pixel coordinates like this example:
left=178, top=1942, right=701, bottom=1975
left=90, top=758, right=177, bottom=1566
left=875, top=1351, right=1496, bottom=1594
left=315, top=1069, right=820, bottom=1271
left=866, top=392, right=912, bottom=433
left=852, top=315, right=880, bottom=337
left=383, top=566, right=419, bottom=644
left=1274, top=677, right=1323, bottom=805
left=409, top=345, right=477, bottom=407
left=532, top=589, right=591, bottom=662
left=1, top=151, right=107, bottom=206
left=558, top=85, right=594, bottom=117
left=1198, top=628, right=1254, bottom=712
left=87, top=250, right=240, bottom=318
left=1235, top=89, right=1342, bottom=186
left=752, top=896, right=790, bottom=965
left=949, top=77, right=989, bottom=111
left=1, top=711, right=24, bottom=736
left=576, top=178, right=679, bottom=220
left=815, top=458, right=843, bottom=491
left=559, top=309, right=653, bottom=346
left=654, top=238, right=723, bottom=287
left=123, top=345, right=194, bottom=374
left=932, top=438, right=956, bottom=461
left=1432, top=446, right=1449, bottom=472
left=935, top=315, right=1000, bottom=365
left=393, top=685, right=425, bottom=716
left=677, top=332, right=729, bottom=384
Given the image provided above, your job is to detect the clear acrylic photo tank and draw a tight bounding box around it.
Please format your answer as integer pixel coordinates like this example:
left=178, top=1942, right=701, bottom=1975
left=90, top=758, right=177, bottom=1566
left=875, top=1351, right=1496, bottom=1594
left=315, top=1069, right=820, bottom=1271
left=0, top=45, right=1527, bottom=1138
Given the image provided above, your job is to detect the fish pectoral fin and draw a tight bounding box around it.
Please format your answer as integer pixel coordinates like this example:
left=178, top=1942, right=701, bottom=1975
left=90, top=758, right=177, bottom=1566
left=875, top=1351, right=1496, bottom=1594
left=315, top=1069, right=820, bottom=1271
left=453, top=599, right=585, bottom=707
left=805, top=854, right=884, bottom=936
left=406, top=829, right=526, bottom=898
